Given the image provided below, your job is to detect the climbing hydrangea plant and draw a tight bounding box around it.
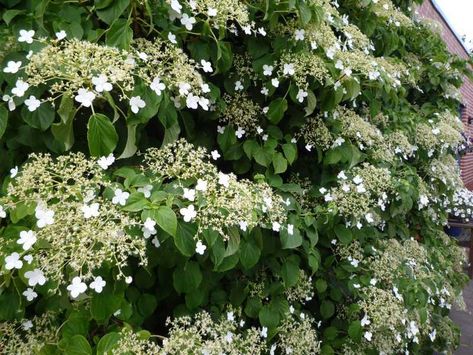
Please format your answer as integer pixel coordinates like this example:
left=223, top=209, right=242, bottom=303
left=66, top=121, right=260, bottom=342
left=0, top=0, right=471, bottom=353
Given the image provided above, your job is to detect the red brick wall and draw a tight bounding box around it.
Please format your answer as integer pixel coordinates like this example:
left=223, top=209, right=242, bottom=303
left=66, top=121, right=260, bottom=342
left=418, top=1, right=473, bottom=189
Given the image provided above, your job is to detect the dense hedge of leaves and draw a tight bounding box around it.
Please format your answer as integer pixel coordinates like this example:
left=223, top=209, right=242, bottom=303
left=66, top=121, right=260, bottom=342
left=0, top=0, right=472, bottom=354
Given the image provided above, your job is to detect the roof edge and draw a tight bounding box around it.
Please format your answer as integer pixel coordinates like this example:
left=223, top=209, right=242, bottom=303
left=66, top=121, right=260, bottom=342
left=429, top=0, right=470, bottom=57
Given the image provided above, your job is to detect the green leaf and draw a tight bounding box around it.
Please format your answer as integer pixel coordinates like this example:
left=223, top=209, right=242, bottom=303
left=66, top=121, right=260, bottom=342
left=51, top=95, right=75, bottom=150
left=22, top=103, right=55, bottom=131
left=304, top=90, right=317, bottom=116
left=0, top=292, right=20, bottom=320
left=0, top=106, right=8, bottom=139
left=282, top=143, right=296, bottom=164
left=64, top=335, right=92, bottom=355
left=3, top=9, right=25, bottom=25
left=280, top=260, right=299, bottom=288
left=61, top=311, right=89, bottom=339
left=348, top=321, right=362, bottom=341
left=156, top=206, right=177, bottom=236
left=315, top=279, right=327, bottom=293
left=239, top=240, right=261, bottom=269
left=272, top=152, right=288, bottom=174
left=106, top=19, right=133, bottom=49
left=87, top=113, right=118, bottom=156
left=259, top=304, right=280, bottom=328
left=334, top=224, right=352, bottom=244
left=118, top=124, right=138, bottom=159
left=320, top=300, right=335, bottom=319
left=173, top=261, right=202, bottom=294
left=131, top=81, right=163, bottom=123
left=97, top=0, right=130, bottom=25
left=253, top=147, right=273, bottom=167
left=96, top=332, right=120, bottom=354
left=280, top=228, right=302, bottom=249
left=91, top=292, right=122, bottom=322
left=298, top=2, right=312, bottom=24
left=216, top=41, right=233, bottom=73
left=137, top=294, right=157, bottom=318
left=267, top=98, right=288, bottom=124
left=122, top=193, right=149, bottom=212
left=174, top=221, right=197, bottom=257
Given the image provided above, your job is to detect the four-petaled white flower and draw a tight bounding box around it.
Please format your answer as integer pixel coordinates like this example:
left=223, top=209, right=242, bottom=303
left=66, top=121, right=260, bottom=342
left=18, top=29, right=35, bottom=44
left=150, top=77, right=166, bottom=96
left=235, top=126, right=245, bottom=139
left=3, top=60, right=21, bottom=74
left=201, top=59, right=213, bottom=73
left=218, top=172, right=230, bottom=187
left=23, top=288, right=38, bottom=301
left=195, top=240, right=207, bottom=255
left=211, top=150, right=221, bottom=160
left=217, top=125, right=225, bottom=134
left=271, top=78, right=279, bottom=87
left=55, top=30, right=67, bottom=40
left=92, top=74, right=113, bottom=92
left=12, top=79, right=29, bottom=97
left=179, top=82, right=191, bottom=95
left=180, top=204, right=197, bottom=222
left=24, top=95, right=41, bottom=112
left=81, top=203, right=100, bottom=219
left=0, top=205, right=5, bottom=219
left=186, top=94, right=199, bottom=109
left=67, top=276, right=87, bottom=299
left=183, top=188, right=196, bottom=201
left=3, top=94, right=16, bottom=111
left=152, top=236, right=161, bottom=248
left=294, top=29, right=305, bottom=41
left=181, top=13, right=196, bottom=30
left=35, top=205, right=54, bottom=228
left=125, top=276, right=133, bottom=284
left=10, top=166, right=18, bottom=179
left=24, top=269, right=46, bottom=286
left=17, top=230, right=37, bottom=250
left=112, top=189, right=130, bottom=206
left=97, top=153, right=115, bottom=170
left=227, top=311, right=235, bottom=322
left=239, top=220, right=248, bottom=232
left=364, top=331, right=373, bottom=342
left=272, top=221, right=281, bottom=232
left=196, top=179, right=208, bottom=192
left=361, top=315, right=371, bottom=327
left=261, top=87, right=269, bottom=96
left=5, top=252, right=23, bottom=270
left=287, top=224, right=294, bottom=235
left=24, top=254, right=33, bottom=264
left=365, top=213, right=374, bottom=223
left=168, top=32, right=177, bottom=44
left=75, top=88, right=95, bottom=107
left=258, top=27, right=267, bottom=36
left=263, top=65, right=273, bottom=76
left=22, top=320, right=33, bottom=331
left=201, top=83, right=211, bottom=93
left=260, top=327, right=268, bottom=338
left=170, top=0, right=182, bottom=13
left=283, top=63, right=295, bottom=76
left=296, top=89, right=308, bottom=103
left=137, top=184, right=153, bottom=198
left=142, top=218, right=157, bottom=238
left=90, top=276, right=107, bottom=293
left=199, top=97, right=210, bottom=111
left=207, top=6, right=217, bottom=16
left=129, top=96, right=146, bottom=114
left=234, top=80, right=244, bottom=91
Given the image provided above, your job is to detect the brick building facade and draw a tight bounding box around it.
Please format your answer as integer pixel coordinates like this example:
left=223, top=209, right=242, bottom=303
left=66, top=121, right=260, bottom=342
left=418, top=0, right=473, bottom=189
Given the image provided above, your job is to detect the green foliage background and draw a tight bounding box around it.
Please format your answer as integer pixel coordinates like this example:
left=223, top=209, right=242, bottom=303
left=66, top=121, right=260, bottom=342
left=0, top=0, right=472, bottom=353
